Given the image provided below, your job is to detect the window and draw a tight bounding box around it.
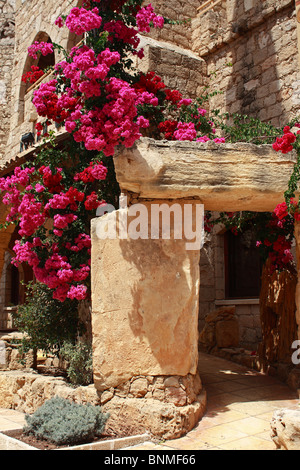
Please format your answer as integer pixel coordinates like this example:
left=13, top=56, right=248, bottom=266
left=224, top=228, right=262, bottom=298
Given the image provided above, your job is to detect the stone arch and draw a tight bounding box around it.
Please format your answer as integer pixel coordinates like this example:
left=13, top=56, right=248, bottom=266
left=1, top=248, right=24, bottom=307
left=66, top=0, right=84, bottom=52
left=0, top=219, right=34, bottom=330
left=18, top=31, right=55, bottom=125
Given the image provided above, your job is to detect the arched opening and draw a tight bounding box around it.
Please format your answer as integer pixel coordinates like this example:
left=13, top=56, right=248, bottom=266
left=66, top=0, right=84, bottom=52
left=18, top=32, right=55, bottom=125
left=0, top=221, right=35, bottom=330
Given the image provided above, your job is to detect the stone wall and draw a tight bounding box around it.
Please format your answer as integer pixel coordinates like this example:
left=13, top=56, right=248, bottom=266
left=135, top=36, right=207, bottom=101
left=0, top=0, right=15, bottom=162
left=194, top=0, right=300, bottom=126
left=3, top=0, right=75, bottom=164
left=199, top=228, right=261, bottom=351
left=146, top=0, right=200, bottom=50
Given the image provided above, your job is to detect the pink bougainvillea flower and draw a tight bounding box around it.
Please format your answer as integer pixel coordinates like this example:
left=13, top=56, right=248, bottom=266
left=65, top=7, right=102, bottom=35
left=28, top=41, right=54, bottom=60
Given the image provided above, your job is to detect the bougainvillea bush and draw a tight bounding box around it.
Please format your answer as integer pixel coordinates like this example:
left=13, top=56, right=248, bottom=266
left=0, top=0, right=227, bottom=314
left=21, top=65, right=45, bottom=86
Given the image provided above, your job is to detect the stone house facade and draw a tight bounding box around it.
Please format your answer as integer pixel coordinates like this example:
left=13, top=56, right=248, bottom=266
left=0, top=0, right=299, bottom=355
left=148, top=0, right=300, bottom=352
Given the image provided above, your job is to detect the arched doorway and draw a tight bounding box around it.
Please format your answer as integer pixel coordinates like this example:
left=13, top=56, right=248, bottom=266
left=0, top=226, right=34, bottom=331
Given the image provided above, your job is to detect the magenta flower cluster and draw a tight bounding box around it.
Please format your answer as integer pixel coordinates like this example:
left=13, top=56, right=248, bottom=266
left=28, top=41, right=54, bottom=60
left=136, top=3, right=164, bottom=32
left=0, top=159, right=108, bottom=301
left=65, top=7, right=102, bottom=36
left=0, top=1, right=227, bottom=305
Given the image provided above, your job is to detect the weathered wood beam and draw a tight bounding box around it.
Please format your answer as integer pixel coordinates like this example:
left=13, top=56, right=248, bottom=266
left=197, top=0, right=224, bottom=16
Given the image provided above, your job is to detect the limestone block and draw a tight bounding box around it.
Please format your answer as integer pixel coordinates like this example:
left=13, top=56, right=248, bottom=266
left=102, top=390, right=207, bottom=440
left=129, top=378, right=148, bottom=398
left=164, top=386, right=187, bottom=406
left=90, top=204, right=200, bottom=391
left=135, top=36, right=206, bottom=99
left=294, top=221, right=300, bottom=339
left=199, top=306, right=239, bottom=351
left=271, top=409, right=300, bottom=450
left=113, top=138, right=297, bottom=212
left=0, top=370, right=100, bottom=414
left=215, top=320, right=239, bottom=348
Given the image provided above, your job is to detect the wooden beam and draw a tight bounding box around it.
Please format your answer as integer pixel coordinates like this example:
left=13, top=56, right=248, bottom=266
left=197, top=0, right=224, bottom=16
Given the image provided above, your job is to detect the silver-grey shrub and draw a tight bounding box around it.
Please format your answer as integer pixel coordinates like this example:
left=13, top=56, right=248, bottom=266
left=23, top=397, right=109, bottom=446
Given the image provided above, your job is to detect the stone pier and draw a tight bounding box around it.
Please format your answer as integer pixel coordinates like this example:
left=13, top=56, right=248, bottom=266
left=294, top=221, right=300, bottom=340
left=90, top=137, right=299, bottom=438
left=91, top=199, right=206, bottom=439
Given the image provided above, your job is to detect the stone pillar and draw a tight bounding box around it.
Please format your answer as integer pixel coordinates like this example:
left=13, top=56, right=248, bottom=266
left=294, top=221, right=300, bottom=339
left=90, top=199, right=206, bottom=439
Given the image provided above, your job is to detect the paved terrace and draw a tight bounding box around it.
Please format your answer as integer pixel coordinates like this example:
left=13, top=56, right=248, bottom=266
left=0, top=353, right=298, bottom=451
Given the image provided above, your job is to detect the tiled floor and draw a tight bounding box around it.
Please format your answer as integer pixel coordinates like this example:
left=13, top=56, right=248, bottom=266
left=129, top=353, right=300, bottom=450
left=0, top=352, right=299, bottom=450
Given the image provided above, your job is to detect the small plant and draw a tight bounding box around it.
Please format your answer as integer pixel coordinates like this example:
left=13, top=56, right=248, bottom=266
left=12, top=282, right=83, bottom=357
left=23, top=397, right=109, bottom=446
left=60, top=340, right=93, bottom=386
left=212, top=112, right=283, bottom=144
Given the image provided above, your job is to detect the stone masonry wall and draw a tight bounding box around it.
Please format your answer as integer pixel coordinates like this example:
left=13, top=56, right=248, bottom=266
left=145, top=0, right=200, bottom=50
left=193, top=0, right=300, bottom=126
left=3, top=0, right=207, bottom=163
left=0, top=0, right=298, bottom=360
left=4, top=0, right=76, bottom=164
left=0, top=0, right=15, bottom=162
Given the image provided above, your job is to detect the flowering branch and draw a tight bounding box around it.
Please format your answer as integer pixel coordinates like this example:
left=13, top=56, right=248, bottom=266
left=0, top=0, right=226, bottom=303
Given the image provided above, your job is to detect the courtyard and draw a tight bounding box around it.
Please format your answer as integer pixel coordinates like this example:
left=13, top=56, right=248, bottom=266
left=1, top=0, right=300, bottom=452
left=0, top=352, right=298, bottom=451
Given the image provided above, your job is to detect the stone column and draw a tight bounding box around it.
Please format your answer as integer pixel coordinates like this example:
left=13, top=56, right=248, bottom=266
left=294, top=220, right=300, bottom=339
left=90, top=199, right=206, bottom=439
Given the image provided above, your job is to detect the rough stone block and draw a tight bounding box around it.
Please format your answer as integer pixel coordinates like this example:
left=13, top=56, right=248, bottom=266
left=91, top=203, right=200, bottom=391
left=216, top=320, right=239, bottom=348
left=271, top=409, right=300, bottom=450
left=113, top=138, right=298, bottom=212
left=102, top=390, right=207, bottom=440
